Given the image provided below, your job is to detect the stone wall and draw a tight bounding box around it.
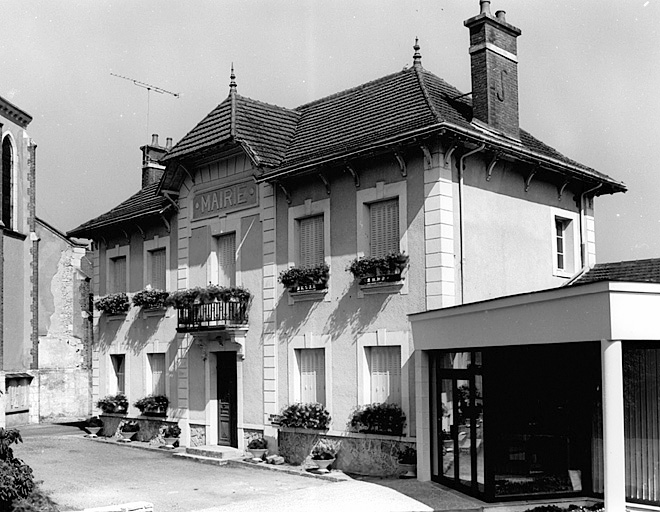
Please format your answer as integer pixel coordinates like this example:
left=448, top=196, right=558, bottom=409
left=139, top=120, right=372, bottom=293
left=189, top=423, right=206, bottom=447
left=278, top=428, right=415, bottom=477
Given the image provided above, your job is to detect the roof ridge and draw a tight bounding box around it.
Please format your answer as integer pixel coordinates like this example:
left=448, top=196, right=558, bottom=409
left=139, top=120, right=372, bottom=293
left=414, top=65, right=442, bottom=123
left=294, top=68, right=415, bottom=111
left=235, top=94, right=299, bottom=116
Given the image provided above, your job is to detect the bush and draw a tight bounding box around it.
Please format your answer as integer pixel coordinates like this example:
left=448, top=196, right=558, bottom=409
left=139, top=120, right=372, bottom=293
left=279, top=403, right=331, bottom=430
left=311, top=439, right=338, bottom=460
left=133, top=394, right=169, bottom=414
left=0, top=428, right=35, bottom=510
left=132, top=288, right=169, bottom=309
left=96, top=394, right=129, bottom=413
left=94, top=292, right=130, bottom=315
left=247, top=437, right=268, bottom=449
left=11, top=486, right=59, bottom=512
left=163, top=425, right=181, bottom=438
left=348, top=403, right=406, bottom=436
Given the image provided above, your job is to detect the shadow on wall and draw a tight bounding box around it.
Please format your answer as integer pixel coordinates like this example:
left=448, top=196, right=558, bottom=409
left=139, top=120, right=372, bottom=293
left=125, top=312, right=169, bottom=355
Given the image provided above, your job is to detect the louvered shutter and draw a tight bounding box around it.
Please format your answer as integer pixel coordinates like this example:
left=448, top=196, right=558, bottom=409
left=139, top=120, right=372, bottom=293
left=370, top=199, right=399, bottom=257
left=368, top=346, right=401, bottom=404
left=298, top=349, right=326, bottom=405
left=150, top=248, right=167, bottom=290
left=218, top=233, right=236, bottom=287
left=112, top=256, right=127, bottom=293
left=299, top=215, right=324, bottom=267
left=148, top=353, right=166, bottom=395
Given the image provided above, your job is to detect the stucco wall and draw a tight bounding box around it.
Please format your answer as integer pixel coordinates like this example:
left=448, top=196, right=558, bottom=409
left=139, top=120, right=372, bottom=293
left=4, top=235, right=30, bottom=371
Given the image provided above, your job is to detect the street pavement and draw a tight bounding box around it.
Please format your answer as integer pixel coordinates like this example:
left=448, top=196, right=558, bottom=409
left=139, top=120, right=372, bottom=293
left=15, top=422, right=483, bottom=512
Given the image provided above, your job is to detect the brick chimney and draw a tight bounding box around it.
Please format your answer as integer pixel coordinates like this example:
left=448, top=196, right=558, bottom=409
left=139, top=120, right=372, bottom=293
left=464, top=1, right=522, bottom=139
left=140, top=134, right=169, bottom=188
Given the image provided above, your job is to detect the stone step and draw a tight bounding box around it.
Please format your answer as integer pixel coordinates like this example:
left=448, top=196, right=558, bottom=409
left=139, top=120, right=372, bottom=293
left=184, top=445, right=245, bottom=460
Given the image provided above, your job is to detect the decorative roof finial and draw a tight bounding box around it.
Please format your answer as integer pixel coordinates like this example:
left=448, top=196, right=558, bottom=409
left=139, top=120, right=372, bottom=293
left=229, top=63, right=237, bottom=92
left=413, top=37, right=422, bottom=67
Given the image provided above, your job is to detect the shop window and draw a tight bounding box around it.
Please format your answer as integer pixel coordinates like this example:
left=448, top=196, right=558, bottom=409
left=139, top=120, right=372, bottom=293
left=111, top=354, right=125, bottom=394
left=299, top=215, right=324, bottom=267
left=369, top=198, right=399, bottom=257
left=110, top=256, right=127, bottom=293
left=2, top=136, right=12, bottom=230
left=147, top=353, right=166, bottom=396
left=148, top=248, right=167, bottom=290
left=367, top=346, right=401, bottom=404
left=217, top=232, right=236, bottom=287
left=296, top=348, right=325, bottom=405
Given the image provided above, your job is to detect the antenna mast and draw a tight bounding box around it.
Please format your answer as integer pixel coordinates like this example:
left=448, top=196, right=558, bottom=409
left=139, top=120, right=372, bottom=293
left=111, top=73, right=180, bottom=139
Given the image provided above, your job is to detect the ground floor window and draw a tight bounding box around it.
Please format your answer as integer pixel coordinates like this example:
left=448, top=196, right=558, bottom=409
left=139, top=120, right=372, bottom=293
left=430, top=343, right=601, bottom=502
left=111, top=354, right=126, bottom=395
left=296, top=348, right=325, bottom=405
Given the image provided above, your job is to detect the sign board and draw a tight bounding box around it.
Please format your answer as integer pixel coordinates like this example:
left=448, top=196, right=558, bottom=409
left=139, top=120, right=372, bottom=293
left=192, top=180, right=258, bottom=220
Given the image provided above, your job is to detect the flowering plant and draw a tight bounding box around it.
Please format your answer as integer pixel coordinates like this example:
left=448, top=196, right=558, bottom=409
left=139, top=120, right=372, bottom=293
left=247, top=436, right=268, bottom=449
left=279, top=264, right=329, bottom=291
left=163, top=424, right=181, bottom=438
left=347, top=251, right=409, bottom=281
left=133, top=394, right=169, bottom=414
left=311, top=439, right=338, bottom=460
left=166, top=285, right=252, bottom=308
left=132, top=288, right=169, bottom=309
left=398, top=446, right=416, bottom=464
left=279, top=402, right=331, bottom=430
left=96, top=394, right=129, bottom=413
left=94, top=293, right=130, bottom=315
left=348, top=402, right=406, bottom=436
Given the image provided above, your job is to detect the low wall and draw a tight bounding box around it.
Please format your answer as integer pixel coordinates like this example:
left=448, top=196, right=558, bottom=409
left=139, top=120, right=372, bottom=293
left=99, top=414, right=179, bottom=444
left=278, top=427, right=415, bottom=477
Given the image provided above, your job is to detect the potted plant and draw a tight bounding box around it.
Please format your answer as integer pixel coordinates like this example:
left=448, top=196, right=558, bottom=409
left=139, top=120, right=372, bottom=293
left=133, top=394, right=169, bottom=416
left=348, top=402, right=406, bottom=436
left=398, top=446, right=417, bottom=479
left=132, top=288, right=169, bottom=310
left=119, top=421, right=139, bottom=442
left=96, top=393, right=129, bottom=414
left=85, top=416, right=103, bottom=437
left=94, top=292, right=130, bottom=315
left=278, top=264, right=329, bottom=292
left=162, top=424, right=181, bottom=449
left=311, top=439, right=338, bottom=473
left=279, top=402, right=331, bottom=430
left=246, top=436, right=268, bottom=460
left=347, top=251, right=409, bottom=284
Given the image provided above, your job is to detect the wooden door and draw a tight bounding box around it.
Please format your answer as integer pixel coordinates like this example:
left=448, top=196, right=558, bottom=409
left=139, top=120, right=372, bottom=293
left=217, top=352, right=237, bottom=447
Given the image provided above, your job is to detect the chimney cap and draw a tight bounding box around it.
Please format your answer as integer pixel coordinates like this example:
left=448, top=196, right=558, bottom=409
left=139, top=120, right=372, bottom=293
left=151, top=134, right=159, bottom=147
left=166, top=137, right=173, bottom=150
left=495, top=10, right=506, bottom=23
left=480, top=0, right=491, bottom=15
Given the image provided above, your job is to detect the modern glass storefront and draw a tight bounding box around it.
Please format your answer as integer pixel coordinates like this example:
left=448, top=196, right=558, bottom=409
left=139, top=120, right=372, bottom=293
left=430, top=343, right=602, bottom=502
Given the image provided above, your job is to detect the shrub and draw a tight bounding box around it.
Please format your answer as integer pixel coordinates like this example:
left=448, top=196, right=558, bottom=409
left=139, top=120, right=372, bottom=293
left=133, top=394, right=169, bottom=414
left=311, top=438, right=338, bottom=460
left=279, top=264, right=330, bottom=290
left=94, top=292, right=130, bottom=315
left=132, top=288, right=169, bottom=309
left=247, top=437, right=268, bottom=450
left=0, top=428, right=35, bottom=510
left=96, top=394, right=129, bottom=413
left=11, top=486, right=59, bottom=512
left=348, top=403, right=406, bottom=436
left=163, top=425, right=181, bottom=438
left=279, top=402, right=331, bottom=430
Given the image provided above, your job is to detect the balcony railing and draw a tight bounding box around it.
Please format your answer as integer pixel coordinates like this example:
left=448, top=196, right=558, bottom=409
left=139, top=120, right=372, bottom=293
left=176, top=299, right=249, bottom=332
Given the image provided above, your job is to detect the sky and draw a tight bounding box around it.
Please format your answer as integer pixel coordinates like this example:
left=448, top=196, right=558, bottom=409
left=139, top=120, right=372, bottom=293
left=1, top=0, right=658, bottom=263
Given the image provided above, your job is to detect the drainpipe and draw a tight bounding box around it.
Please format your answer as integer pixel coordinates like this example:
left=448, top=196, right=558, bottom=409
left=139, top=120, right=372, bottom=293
left=579, top=183, right=602, bottom=271
left=458, top=144, right=485, bottom=304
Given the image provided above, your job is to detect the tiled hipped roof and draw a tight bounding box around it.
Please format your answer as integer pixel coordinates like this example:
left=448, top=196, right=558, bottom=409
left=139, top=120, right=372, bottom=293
left=570, top=259, right=660, bottom=286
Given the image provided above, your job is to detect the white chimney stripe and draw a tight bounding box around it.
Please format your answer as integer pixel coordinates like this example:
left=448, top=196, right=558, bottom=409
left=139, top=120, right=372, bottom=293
left=469, top=42, right=518, bottom=63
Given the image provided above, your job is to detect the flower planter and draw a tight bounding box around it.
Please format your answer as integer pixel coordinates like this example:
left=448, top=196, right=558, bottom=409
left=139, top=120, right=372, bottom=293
left=399, top=463, right=417, bottom=479
left=163, top=436, right=179, bottom=449
left=248, top=448, right=268, bottom=460
left=86, top=426, right=102, bottom=437
left=120, top=431, right=136, bottom=442
left=313, top=458, right=335, bottom=473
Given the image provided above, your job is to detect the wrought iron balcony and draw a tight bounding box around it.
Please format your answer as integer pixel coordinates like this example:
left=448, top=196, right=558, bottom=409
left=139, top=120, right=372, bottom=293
left=176, top=299, right=249, bottom=332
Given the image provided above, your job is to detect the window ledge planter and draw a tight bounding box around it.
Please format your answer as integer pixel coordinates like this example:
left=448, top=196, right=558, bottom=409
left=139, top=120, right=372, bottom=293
left=358, top=280, right=404, bottom=295
left=279, top=265, right=329, bottom=295
left=288, top=287, right=328, bottom=303
left=348, top=252, right=408, bottom=295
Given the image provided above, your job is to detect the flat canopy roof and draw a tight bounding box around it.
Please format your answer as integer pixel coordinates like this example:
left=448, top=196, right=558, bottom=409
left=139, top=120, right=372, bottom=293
left=410, top=281, right=660, bottom=351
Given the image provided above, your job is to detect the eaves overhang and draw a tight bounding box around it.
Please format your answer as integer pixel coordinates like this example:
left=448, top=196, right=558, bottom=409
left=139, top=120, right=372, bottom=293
left=0, top=97, right=32, bottom=128
left=67, top=204, right=172, bottom=239
left=255, top=122, right=626, bottom=196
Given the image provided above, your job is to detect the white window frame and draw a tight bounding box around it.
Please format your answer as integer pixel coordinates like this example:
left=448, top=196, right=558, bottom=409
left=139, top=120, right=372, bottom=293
left=550, top=207, right=580, bottom=278
left=357, top=329, right=411, bottom=433
left=288, top=333, right=332, bottom=416
left=106, top=244, right=130, bottom=294
left=287, top=198, right=331, bottom=302
left=109, top=353, right=127, bottom=396
left=143, top=235, right=172, bottom=290
left=209, top=215, right=243, bottom=287
left=146, top=352, right=167, bottom=396
left=356, top=181, right=408, bottom=296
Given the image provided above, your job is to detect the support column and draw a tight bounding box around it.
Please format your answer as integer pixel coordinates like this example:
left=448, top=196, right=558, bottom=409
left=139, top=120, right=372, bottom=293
left=415, top=350, right=431, bottom=481
left=600, top=339, right=626, bottom=511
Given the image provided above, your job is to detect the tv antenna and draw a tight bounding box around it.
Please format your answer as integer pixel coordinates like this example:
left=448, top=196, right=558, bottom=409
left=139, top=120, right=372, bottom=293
left=111, top=73, right=180, bottom=139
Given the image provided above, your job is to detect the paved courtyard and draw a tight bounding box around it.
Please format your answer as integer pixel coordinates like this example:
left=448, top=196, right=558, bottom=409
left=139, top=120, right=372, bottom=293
left=15, top=422, right=483, bottom=512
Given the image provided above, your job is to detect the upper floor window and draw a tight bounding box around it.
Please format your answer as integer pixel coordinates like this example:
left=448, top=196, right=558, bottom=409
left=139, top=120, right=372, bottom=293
left=551, top=209, right=579, bottom=277
left=299, top=215, right=324, bottom=267
left=2, top=136, right=12, bottom=230
left=110, top=256, right=127, bottom=293
left=369, top=198, right=400, bottom=257
left=217, top=232, right=236, bottom=287
left=148, top=248, right=167, bottom=290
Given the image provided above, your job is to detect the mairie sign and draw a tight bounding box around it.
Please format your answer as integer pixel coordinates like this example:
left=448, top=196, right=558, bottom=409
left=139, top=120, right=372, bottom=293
left=192, top=180, right=258, bottom=220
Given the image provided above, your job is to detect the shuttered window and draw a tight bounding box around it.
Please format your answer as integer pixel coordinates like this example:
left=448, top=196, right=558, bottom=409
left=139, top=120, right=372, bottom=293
left=369, top=198, right=399, bottom=258
left=111, top=354, right=126, bottom=394
left=149, top=248, right=167, bottom=290
left=217, top=233, right=236, bottom=287
left=299, top=215, right=324, bottom=267
left=148, top=353, right=166, bottom=396
left=297, top=348, right=326, bottom=405
left=111, top=256, right=127, bottom=293
left=368, top=346, right=401, bottom=404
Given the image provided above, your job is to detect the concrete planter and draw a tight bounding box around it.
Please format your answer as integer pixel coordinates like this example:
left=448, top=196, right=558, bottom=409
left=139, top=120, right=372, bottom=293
left=278, top=428, right=415, bottom=477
